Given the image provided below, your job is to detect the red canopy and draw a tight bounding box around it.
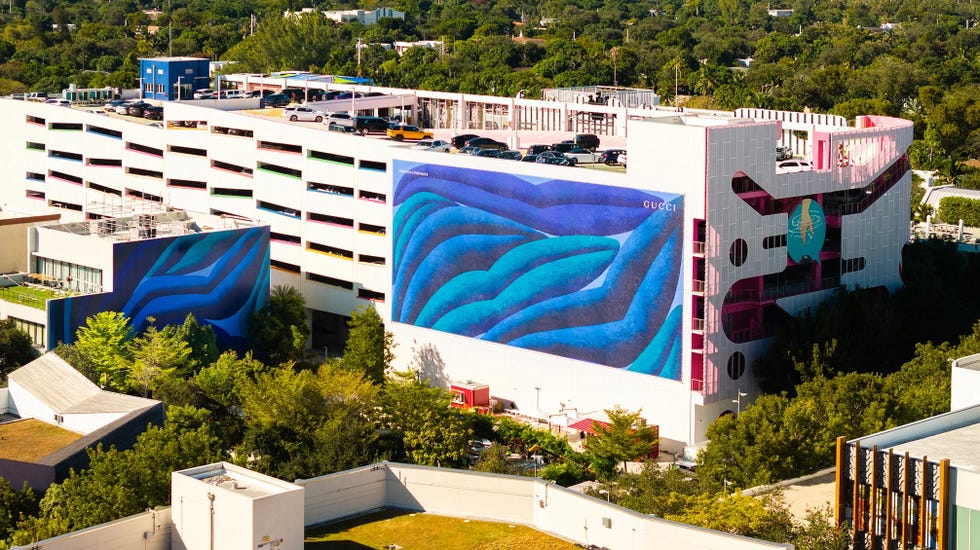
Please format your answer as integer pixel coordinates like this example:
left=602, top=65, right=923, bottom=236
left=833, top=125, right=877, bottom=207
left=568, top=418, right=610, bottom=435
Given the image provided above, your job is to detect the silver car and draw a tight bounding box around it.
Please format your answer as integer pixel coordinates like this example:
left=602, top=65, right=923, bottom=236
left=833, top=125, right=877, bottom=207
left=412, top=139, right=450, bottom=152
left=282, top=106, right=324, bottom=122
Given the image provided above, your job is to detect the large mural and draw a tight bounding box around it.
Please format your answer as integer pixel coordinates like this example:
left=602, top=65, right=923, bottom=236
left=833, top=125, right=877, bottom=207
left=47, top=226, right=270, bottom=351
left=392, top=161, right=685, bottom=380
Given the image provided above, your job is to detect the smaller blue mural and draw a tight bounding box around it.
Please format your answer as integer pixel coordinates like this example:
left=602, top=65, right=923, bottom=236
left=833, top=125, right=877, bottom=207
left=787, top=198, right=825, bottom=264
left=47, top=226, right=270, bottom=352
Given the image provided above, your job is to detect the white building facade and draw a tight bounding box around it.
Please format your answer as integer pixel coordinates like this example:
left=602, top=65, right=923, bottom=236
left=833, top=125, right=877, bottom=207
left=0, top=91, right=913, bottom=445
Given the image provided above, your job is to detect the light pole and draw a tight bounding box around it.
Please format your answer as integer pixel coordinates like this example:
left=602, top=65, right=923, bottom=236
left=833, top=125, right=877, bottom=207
left=732, top=391, right=748, bottom=416
left=598, top=489, right=610, bottom=502
left=534, top=386, right=541, bottom=418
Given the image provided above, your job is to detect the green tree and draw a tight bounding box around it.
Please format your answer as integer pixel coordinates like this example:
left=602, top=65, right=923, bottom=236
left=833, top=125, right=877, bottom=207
left=584, top=407, right=658, bottom=477
left=249, top=285, right=310, bottom=365
left=473, top=443, right=519, bottom=475
left=72, top=311, right=133, bottom=391
left=127, top=318, right=192, bottom=397
left=667, top=491, right=796, bottom=542
left=381, top=371, right=470, bottom=467
left=0, top=319, right=37, bottom=378
left=334, top=306, right=394, bottom=385
left=0, top=476, right=37, bottom=543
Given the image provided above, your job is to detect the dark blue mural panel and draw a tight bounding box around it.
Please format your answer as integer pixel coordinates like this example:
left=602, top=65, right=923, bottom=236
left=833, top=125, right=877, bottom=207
left=392, top=161, right=684, bottom=380
left=47, top=226, right=270, bottom=351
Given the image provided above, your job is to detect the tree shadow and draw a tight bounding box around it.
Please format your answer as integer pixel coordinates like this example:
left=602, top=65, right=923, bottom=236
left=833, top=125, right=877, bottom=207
left=408, top=341, right=449, bottom=387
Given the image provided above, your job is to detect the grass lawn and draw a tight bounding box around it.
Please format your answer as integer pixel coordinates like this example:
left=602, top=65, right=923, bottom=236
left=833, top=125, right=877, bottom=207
left=0, top=285, right=63, bottom=310
left=305, top=509, right=579, bottom=550
left=0, top=419, right=83, bottom=461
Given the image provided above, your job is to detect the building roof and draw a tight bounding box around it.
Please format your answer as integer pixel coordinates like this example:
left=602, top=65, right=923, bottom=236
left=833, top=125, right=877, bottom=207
left=921, top=185, right=980, bottom=213
left=954, top=352, right=980, bottom=372
left=178, top=462, right=303, bottom=499
left=7, top=352, right=158, bottom=415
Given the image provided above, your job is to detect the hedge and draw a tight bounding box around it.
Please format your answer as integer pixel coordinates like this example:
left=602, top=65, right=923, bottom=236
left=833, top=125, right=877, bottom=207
left=937, top=196, right=980, bottom=226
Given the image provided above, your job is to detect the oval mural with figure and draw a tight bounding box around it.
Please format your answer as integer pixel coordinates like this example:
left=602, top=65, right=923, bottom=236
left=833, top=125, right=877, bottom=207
left=787, top=198, right=825, bottom=264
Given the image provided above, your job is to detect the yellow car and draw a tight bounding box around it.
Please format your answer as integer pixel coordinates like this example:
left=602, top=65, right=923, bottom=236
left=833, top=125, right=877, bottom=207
left=387, top=124, right=433, bottom=141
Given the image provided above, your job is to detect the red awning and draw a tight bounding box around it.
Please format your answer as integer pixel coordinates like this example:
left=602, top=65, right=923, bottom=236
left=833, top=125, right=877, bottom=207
left=568, top=418, right=610, bottom=435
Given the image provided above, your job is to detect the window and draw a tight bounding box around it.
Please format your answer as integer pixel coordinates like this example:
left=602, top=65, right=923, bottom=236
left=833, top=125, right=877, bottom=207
left=727, top=352, right=745, bottom=380
left=26, top=189, right=44, bottom=200
left=126, top=167, right=164, bottom=179
left=49, top=122, right=82, bottom=131
left=48, top=170, right=83, bottom=184
left=26, top=115, right=45, bottom=125
left=359, top=159, right=386, bottom=171
left=168, top=145, right=207, bottom=156
left=358, top=288, right=385, bottom=302
left=359, top=222, right=386, bottom=235
left=26, top=171, right=45, bottom=182
left=358, top=254, right=386, bottom=265
left=211, top=187, right=252, bottom=198
left=309, top=150, right=354, bottom=165
left=87, top=125, right=122, bottom=139
left=49, top=150, right=83, bottom=162
left=168, top=178, right=207, bottom=190
left=729, top=238, right=748, bottom=267
left=306, top=272, right=354, bottom=289
left=308, top=241, right=353, bottom=259
left=88, top=181, right=122, bottom=196
left=308, top=212, right=353, bottom=227
left=359, top=190, right=387, bottom=203
left=212, top=126, right=253, bottom=138
left=762, top=234, right=787, bottom=249
left=271, top=259, right=301, bottom=273
left=126, top=142, right=164, bottom=157
left=270, top=232, right=301, bottom=244
left=126, top=188, right=162, bottom=202
left=212, top=159, right=253, bottom=176
left=842, top=257, right=866, bottom=274
left=257, top=161, right=301, bottom=179
left=48, top=199, right=82, bottom=211
left=11, top=316, right=46, bottom=347
left=259, top=141, right=302, bottom=154
left=257, top=200, right=300, bottom=218
left=26, top=141, right=45, bottom=151
left=87, top=158, right=123, bottom=167
left=307, top=181, right=353, bottom=196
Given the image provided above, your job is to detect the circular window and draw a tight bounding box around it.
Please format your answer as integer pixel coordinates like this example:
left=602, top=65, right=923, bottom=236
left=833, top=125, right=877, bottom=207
left=727, top=351, right=745, bottom=380
left=729, top=238, right=748, bottom=267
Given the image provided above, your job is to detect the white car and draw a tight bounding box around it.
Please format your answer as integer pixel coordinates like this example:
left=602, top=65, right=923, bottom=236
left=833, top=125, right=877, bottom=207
left=193, top=89, right=216, bottom=99
left=777, top=159, right=812, bottom=173
left=412, top=139, right=451, bottom=152
left=616, top=152, right=627, bottom=167
left=323, top=112, right=355, bottom=128
left=563, top=148, right=603, bottom=164
left=282, top=106, right=324, bottom=122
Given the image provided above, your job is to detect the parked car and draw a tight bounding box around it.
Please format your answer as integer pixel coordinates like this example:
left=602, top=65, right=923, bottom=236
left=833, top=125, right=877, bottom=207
left=45, top=98, right=71, bottom=107
left=498, top=150, right=523, bottom=160
left=563, top=148, right=602, bottom=164
left=777, top=159, right=812, bottom=173
left=450, top=134, right=480, bottom=150
left=475, top=149, right=502, bottom=158
left=263, top=93, right=290, bottom=108
left=457, top=146, right=481, bottom=155
left=574, top=133, right=600, bottom=151
left=600, top=149, right=627, bottom=165
left=551, top=141, right=577, bottom=154
left=617, top=152, right=628, bottom=167
left=323, top=112, right=355, bottom=128
left=143, top=105, right=163, bottom=120
left=521, top=154, right=540, bottom=163
left=353, top=115, right=389, bottom=134
left=282, top=106, right=324, bottom=122
left=412, top=139, right=451, bottom=152
left=26, top=92, right=48, bottom=102
left=387, top=124, right=433, bottom=141
left=127, top=102, right=151, bottom=117
left=776, top=146, right=793, bottom=161
left=464, top=137, right=507, bottom=151
left=526, top=144, right=552, bottom=156
left=193, top=89, right=215, bottom=99
left=536, top=151, right=574, bottom=166
left=220, top=90, right=245, bottom=99
left=104, top=99, right=127, bottom=110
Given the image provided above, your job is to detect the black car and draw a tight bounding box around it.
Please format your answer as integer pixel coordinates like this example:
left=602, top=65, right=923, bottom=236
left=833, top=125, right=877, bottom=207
left=574, top=133, right=600, bottom=151
left=464, top=137, right=507, bottom=151
left=600, top=149, right=626, bottom=165
left=264, top=93, right=290, bottom=108
left=126, top=102, right=151, bottom=117
left=451, top=134, right=480, bottom=150
left=475, top=149, right=502, bottom=158
left=498, top=150, right=523, bottom=160
left=536, top=151, right=573, bottom=166
left=521, top=154, right=540, bottom=163
left=526, top=144, right=552, bottom=156
left=142, top=105, right=163, bottom=120
left=552, top=141, right=577, bottom=154
left=354, top=116, right=390, bottom=135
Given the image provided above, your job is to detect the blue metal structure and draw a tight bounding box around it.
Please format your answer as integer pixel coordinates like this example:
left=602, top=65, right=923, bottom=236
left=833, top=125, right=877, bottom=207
left=139, top=57, right=211, bottom=101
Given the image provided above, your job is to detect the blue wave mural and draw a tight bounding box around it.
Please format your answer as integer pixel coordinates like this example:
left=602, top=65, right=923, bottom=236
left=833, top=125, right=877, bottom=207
left=47, top=226, right=270, bottom=351
left=393, top=162, right=684, bottom=379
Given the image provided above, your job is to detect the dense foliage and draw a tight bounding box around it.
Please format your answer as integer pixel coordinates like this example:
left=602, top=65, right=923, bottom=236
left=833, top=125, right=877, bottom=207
left=937, top=195, right=980, bottom=225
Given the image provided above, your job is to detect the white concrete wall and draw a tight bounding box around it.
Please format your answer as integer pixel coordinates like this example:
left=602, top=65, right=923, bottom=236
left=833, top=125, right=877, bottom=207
left=9, top=508, right=171, bottom=550
left=951, top=358, right=980, bottom=411
left=300, top=465, right=387, bottom=526
left=6, top=379, right=56, bottom=427
left=0, top=300, right=48, bottom=326
left=61, top=411, right=127, bottom=435
left=385, top=465, right=535, bottom=524
left=0, top=388, right=11, bottom=415
left=953, top=467, right=980, bottom=510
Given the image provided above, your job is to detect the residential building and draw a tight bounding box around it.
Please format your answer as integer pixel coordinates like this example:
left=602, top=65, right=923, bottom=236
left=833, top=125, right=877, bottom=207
left=0, top=76, right=913, bottom=446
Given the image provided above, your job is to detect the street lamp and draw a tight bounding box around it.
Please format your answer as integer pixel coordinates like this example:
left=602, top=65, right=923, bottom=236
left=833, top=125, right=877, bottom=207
left=598, top=489, right=610, bottom=502
left=534, top=386, right=541, bottom=417
left=732, top=391, right=748, bottom=416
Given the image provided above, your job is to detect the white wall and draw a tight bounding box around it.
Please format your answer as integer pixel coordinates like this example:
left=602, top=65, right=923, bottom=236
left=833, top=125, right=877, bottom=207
left=952, top=361, right=980, bottom=411
left=6, top=379, right=56, bottom=427
left=953, top=468, right=980, bottom=510
left=9, top=508, right=171, bottom=550
left=61, top=411, right=128, bottom=435
left=0, top=388, right=11, bottom=415
left=300, top=465, right=387, bottom=526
